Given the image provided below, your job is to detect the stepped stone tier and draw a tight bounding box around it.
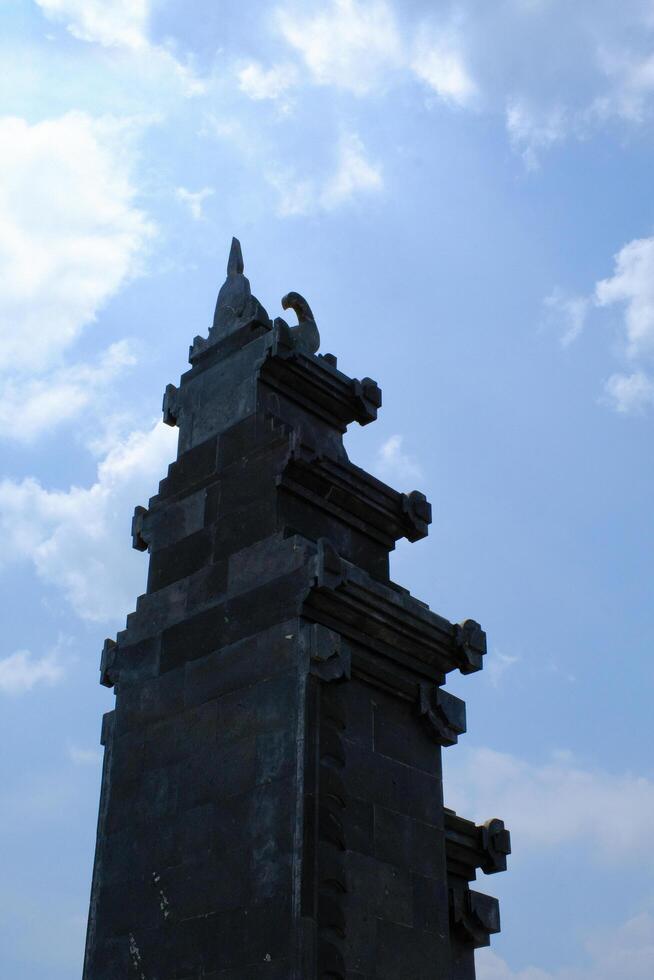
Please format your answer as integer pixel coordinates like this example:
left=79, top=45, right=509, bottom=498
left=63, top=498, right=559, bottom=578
left=84, top=239, right=510, bottom=980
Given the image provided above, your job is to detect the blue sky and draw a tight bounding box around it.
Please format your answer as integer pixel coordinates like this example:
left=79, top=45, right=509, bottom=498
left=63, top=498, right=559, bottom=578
left=1, top=1, right=653, bottom=977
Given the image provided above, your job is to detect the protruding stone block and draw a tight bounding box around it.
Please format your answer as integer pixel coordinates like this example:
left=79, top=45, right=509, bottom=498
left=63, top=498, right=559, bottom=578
left=131, top=505, right=149, bottom=551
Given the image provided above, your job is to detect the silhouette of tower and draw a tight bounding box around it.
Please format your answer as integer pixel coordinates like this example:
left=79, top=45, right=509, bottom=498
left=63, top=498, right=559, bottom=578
left=84, top=239, right=510, bottom=979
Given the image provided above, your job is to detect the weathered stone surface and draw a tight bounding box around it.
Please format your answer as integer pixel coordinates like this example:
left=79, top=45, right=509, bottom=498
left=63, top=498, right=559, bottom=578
left=84, top=240, right=509, bottom=979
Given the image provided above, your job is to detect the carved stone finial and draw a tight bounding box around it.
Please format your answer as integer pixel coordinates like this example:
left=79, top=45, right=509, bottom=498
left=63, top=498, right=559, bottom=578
left=227, top=236, right=244, bottom=276
left=202, top=236, right=270, bottom=353
left=279, top=291, right=320, bottom=354
left=282, top=291, right=314, bottom=323
left=213, top=237, right=251, bottom=323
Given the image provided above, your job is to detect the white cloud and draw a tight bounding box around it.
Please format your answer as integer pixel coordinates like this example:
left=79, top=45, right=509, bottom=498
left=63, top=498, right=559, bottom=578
left=411, top=29, right=476, bottom=107
left=175, top=186, right=215, bottom=221
left=277, top=0, right=403, bottom=95
left=594, top=44, right=654, bottom=124
left=477, top=951, right=555, bottom=980
left=445, top=746, right=654, bottom=863
left=506, top=98, right=566, bottom=170
left=595, top=236, right=654, bottom=359
left=237, top=61, right=298, bottom=102
left=0, top=648, right=65, bottom=695
left=34, top=1, right=206, bottom=97
left=0, top=340, right=136, bottom=443
left=477, top=912, right=654, bottom=980
left=604, top=371, right=654, bottom=414
left=543, top=289, right=590, bottom=347
left=269, top=173, right=314, bottom=219
left=547, top=233, right=654, bottom=413
left=35, top=0, right=149, bottom=50
left=0, top=111, right=154, bottom=373
left=374, top=434, right=423, bottom=486
left=0, top=421, right=178, bottom=622
left=270, top=131, right=383, bottom=216
left=320, top=132, right=383, bottom=209
left=485, top=649, right=520, bottom=687
left=276, top=0, right=475, bottom=107
left=68, top=744, right=102, bottom=765
left=586, top=234, right=654, bottom=414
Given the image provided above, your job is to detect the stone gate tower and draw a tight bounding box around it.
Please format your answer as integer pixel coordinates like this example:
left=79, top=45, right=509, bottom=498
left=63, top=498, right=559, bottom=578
left=84, top=240, right=510, bottom=979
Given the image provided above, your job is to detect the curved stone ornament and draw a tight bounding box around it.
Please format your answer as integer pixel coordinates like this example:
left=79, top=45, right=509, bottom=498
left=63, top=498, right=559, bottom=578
left=281, top=290, right=321, bottom=354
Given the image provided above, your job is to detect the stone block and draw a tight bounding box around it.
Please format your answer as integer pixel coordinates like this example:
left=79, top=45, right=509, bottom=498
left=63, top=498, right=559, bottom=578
left=160, top=601, right=229, bottom=674
left=375, top=921, right=447, bottom=980
left=347, top=851, right=413, bottom=927
left=345, top=741, right=443, bottom=826
left=373, top=690, right=441, bottom=775
left=159, top=434, right=218, bottom=499
left=374, top=805, right=444, bottom=878
left=147, top=527, right=213, bottom=592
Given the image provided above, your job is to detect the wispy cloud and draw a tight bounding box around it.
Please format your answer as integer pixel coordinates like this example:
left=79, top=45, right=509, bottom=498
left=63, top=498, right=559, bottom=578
left=175, top=186, right=215, bottom=221
left=594, top=235, right=654, bottom=413
left=411, top=26, right=476, bottom=107
left=320, top=132, right=383, bottom=209
left=477, top=911, right=654, bottom=980
left=67, top=744, right=102, bottom=766
left=485, top=649, right=520, bottom=688
left=0, top=111, right=154, bottom=374
left=506, top=98, right=567, bottom=170
left=446, top=746, right=654, bottom=864
left=594, top=43, right=654, bottom=125
left=277, top=0, right=403, bottom=96
left=34, top=0, right=206, bottom=95
left=269, top=131, right=383, bottom=216
left=35, top=0, right=150, bottom=51
left=0, top=340, right=137, bottom=443
left=547, top=232, right=654, bottom=413
left=604, top=371, right=654, bottom=414
left=595, top=236, right=654, bottom=360
left=374, top=434, right=423, bottom=486
left=0, top=421, right=177, bottom=622
left=0, top=648, right=66, bottom=695
left=237, top=61, right=298, bottom=103
left=543, top=289, right=590, bottom=347
left=276, top=0, right=474, bottom=108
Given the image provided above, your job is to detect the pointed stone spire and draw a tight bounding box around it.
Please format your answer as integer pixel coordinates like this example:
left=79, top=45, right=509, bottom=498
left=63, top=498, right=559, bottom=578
left=226, top=235, right=244, bottom=276
left=205, top=236, right=271, bottom=350
left=212, top=236, right=251, bottom=327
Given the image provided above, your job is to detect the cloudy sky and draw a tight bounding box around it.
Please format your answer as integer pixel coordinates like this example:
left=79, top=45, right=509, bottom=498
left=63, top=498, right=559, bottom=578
left=1, top=0, right=653, bottom=976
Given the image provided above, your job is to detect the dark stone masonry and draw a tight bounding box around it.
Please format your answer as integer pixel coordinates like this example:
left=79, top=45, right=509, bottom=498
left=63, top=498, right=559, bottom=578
left=84, top=239, right=510, bottom=979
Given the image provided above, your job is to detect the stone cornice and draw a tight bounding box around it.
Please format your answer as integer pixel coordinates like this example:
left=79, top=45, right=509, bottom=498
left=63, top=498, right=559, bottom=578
left=280, top=446, right=431, bottom=547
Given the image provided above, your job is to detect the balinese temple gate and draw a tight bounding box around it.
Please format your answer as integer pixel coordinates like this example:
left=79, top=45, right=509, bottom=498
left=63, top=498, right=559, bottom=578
left=84, top=240, right=510, bottom=980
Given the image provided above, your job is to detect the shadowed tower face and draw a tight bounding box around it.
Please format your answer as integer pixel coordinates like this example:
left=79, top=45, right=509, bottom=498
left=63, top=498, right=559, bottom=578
left=84, top=239, right=510, bottom=980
